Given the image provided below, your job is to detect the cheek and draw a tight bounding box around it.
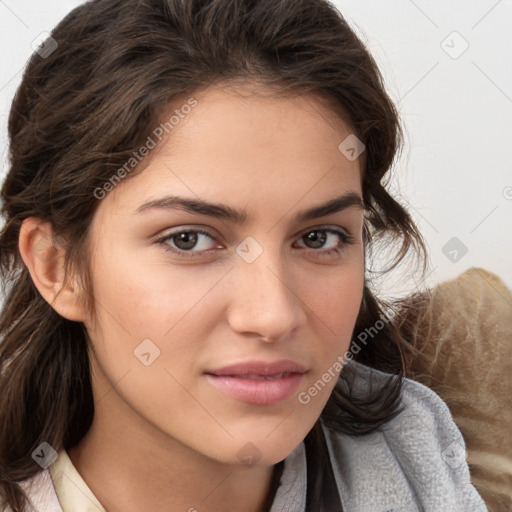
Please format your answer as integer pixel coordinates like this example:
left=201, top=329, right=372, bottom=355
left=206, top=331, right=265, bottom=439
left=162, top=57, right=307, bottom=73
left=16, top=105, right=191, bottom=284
left=83, top=251, right=215, bottom=422
left=308, top=258, right=364, bottom=344
left=84, top=246, right=233, bottom=399
left=88, top=246, right=216, bottom=335
left=293, top=261, right=364, bottom=420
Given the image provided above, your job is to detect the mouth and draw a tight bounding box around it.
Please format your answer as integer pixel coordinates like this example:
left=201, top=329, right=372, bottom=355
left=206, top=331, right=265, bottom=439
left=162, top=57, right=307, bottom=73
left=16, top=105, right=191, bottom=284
left=216, top=372, right=295, bottom=380
left=204, top=360, right=307, bottom=406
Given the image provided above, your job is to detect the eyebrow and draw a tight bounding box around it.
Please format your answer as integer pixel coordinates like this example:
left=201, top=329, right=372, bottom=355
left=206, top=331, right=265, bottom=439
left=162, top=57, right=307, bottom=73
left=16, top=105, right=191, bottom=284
left=135, top=191, right=364, bottom=223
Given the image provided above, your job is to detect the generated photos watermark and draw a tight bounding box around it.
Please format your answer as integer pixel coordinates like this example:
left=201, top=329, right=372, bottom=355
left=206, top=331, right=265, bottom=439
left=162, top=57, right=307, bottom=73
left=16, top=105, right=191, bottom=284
left=93, top=97, right=198, bottom=200
left=298, top=304, right=401, bottom=405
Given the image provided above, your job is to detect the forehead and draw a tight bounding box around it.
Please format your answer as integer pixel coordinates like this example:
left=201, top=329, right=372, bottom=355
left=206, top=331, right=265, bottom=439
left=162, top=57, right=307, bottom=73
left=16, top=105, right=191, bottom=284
left=96, top=84, right=363, bottom=224
left=172, top=82, right=355, bottom=149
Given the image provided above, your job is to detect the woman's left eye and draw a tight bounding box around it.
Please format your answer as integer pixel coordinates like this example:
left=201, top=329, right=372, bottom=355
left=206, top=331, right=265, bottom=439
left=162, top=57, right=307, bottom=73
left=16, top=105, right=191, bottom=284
left=295, top=228, right=355, bottom=257
left=154, top=227, right=355, bottom=258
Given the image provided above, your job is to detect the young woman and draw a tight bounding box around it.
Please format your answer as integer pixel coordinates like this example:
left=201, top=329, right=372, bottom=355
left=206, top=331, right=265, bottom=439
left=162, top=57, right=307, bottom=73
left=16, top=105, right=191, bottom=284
left=0, top=0, right=487, bottom=511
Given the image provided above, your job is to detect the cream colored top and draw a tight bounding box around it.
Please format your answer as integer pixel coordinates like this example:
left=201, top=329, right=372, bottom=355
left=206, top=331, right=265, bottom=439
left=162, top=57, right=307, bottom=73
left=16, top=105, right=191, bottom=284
left=48, top=449, right=106, bottom=512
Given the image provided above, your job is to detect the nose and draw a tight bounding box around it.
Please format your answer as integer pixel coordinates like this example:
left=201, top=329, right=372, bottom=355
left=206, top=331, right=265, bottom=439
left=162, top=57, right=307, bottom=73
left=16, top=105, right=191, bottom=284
left=226, top=247, right=308, bottom=343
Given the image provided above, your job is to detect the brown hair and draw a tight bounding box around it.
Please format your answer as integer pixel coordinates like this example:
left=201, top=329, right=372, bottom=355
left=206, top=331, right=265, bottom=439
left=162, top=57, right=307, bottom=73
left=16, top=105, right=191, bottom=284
left=0, top=0, right=429, bottom=510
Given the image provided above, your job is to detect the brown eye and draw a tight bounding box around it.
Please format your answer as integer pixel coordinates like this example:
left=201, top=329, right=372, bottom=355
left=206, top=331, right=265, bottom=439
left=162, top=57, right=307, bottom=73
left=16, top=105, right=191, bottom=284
left=296, top=228, right=355, bottom=257
left=302, top=230, right=328, bottom=249
left=155, top=229, right=218, bottom=257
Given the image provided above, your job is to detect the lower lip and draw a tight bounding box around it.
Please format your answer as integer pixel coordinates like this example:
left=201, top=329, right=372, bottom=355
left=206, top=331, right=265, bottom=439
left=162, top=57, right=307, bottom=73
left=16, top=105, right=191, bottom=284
left=205, top=373, right=304, bottom=405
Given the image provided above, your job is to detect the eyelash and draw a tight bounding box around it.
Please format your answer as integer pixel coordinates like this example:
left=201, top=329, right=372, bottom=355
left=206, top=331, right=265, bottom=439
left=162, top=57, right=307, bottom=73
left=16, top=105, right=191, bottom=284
left=154, top=226, right=356, bottom=259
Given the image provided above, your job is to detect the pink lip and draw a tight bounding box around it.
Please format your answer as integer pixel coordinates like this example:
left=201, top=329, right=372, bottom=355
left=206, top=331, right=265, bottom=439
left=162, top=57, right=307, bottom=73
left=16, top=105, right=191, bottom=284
left=205, top=360, right=307, bottom=406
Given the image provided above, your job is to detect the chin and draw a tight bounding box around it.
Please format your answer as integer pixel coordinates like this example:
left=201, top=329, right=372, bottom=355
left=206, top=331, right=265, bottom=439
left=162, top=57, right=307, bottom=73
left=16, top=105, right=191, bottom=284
left=206, top=423, right=313, bottom=468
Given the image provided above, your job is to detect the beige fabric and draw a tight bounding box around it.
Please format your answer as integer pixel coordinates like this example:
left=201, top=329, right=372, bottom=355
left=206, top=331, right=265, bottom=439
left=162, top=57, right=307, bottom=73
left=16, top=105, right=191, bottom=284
left=48, top=449, right=106, bottom=512
left=398, top=267, right=512, bottom=511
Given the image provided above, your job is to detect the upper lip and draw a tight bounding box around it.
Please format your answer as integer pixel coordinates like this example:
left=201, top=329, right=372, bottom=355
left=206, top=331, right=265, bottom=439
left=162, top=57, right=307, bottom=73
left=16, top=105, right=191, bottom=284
left=206, top=359, right=307, bottom=377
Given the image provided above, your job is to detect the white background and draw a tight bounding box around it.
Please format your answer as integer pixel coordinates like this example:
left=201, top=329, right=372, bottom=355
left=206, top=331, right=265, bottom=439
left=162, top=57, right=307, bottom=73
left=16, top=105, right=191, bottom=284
left=1, top=0, right=511, bottom=297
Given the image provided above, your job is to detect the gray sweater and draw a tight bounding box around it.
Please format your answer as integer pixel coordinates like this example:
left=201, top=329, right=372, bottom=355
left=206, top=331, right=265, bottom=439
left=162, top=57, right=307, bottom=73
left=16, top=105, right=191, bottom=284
left=13, top=359, right=487, bottom=512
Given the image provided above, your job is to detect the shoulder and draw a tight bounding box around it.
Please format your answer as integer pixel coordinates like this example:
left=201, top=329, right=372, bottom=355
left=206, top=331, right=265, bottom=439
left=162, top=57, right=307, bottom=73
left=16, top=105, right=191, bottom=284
left=3, top=469, right=63, bottom=512
left=321, top=359, right=488, bottom=512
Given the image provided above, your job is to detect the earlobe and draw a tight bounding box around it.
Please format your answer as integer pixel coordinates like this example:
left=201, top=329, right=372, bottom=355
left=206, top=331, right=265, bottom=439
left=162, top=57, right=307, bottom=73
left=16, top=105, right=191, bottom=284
left=18, top=217, right=87, bottom=322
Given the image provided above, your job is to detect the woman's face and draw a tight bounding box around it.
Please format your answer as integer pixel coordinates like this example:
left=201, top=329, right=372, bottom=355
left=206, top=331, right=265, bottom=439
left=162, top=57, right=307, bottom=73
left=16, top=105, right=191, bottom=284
left=83, top=84, right=365, bottom=467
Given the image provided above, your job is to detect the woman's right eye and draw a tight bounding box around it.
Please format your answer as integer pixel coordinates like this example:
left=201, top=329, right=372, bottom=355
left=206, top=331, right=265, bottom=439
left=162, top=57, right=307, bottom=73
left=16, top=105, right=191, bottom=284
left=154, top=229, right=220, bottom=257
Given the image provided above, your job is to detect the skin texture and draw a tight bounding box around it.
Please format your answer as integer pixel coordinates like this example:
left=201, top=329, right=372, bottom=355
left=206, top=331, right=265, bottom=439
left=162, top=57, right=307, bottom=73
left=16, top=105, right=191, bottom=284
left=19, top=83, right=365, bottom=512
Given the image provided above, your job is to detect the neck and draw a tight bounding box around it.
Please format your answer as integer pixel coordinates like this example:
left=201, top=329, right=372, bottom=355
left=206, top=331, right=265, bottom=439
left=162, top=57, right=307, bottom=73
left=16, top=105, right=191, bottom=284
left=67, top=394, right=281, bottom=512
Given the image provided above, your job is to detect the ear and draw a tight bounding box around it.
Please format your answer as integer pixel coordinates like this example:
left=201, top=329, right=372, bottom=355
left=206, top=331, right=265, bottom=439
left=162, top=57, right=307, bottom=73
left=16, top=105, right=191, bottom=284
left=18, top=217, right=87, bottom=322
